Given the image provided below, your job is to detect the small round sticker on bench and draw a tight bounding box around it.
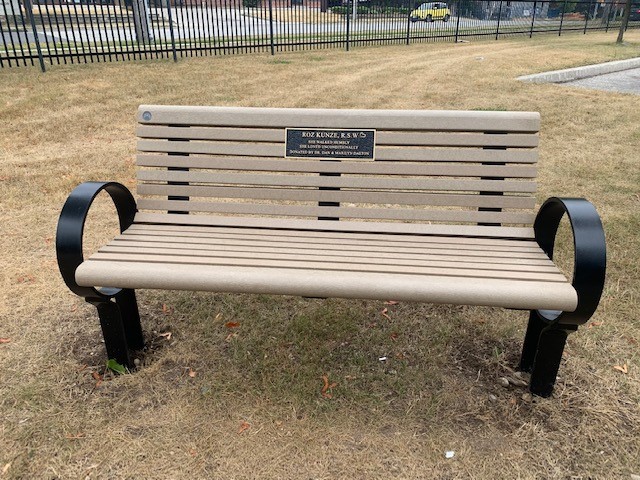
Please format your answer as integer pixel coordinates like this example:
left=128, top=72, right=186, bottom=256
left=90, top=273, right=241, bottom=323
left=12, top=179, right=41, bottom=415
left=142, top=111, right=152, bottom=121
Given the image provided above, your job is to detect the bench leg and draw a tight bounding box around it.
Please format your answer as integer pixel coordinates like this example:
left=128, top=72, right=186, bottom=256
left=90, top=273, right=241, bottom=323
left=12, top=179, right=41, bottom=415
left=520, top=312, right=577, bottom=398
left=87, top=289, right=143, bottom=368
left=519, top=310, right=546, bottom=373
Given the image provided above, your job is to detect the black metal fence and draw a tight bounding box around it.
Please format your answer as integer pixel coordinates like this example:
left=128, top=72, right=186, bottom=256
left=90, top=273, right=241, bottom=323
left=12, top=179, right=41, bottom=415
left=1, top=0, right=638, bottom=70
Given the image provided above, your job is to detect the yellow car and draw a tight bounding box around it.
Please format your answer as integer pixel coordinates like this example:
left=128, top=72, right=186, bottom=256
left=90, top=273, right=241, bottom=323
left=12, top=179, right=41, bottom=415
left=410, top=2, right=451, bottom=22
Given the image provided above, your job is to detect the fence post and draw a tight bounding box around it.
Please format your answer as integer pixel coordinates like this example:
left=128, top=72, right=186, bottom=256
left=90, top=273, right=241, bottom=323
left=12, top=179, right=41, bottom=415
left=605, top=1, right=611, bottom=31
left=530, top=1, right=537, bottom=38
left=346, top=0, right=351, bottom=51
left=495, top=0, right=502, bottom=40
left=584, top=0, right=592, bottom=34
left=454, top=0, right=461, bottom=42
left=166, top=0, right=178, bottom=62
left=559, top=0, right=566, bottom=35
left=25, top=0, right=46, bottom=71
left=268, top=0, right=275, bottom=55
left=406, top=0, right=413, bottom=45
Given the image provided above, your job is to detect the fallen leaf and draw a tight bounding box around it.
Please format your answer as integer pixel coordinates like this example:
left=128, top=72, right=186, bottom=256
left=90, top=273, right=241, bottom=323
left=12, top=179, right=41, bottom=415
left=2, top=463, right=11, bottom=475
left=159, top=331, right=172, bottom=340
left=70, top=304, right=78, bottom=312
left=0, top=338, right=10, bottom=344
left=321, top=374, right=337, bottom=399
left=588, top=321, right=603, bottom=329
left=189, top=449, right=197, bottom=457
left=17, top=275, right=35, bottom=284
left=390, top=332, right=399, bottom=341
left=238, top=421, right=251, bottom=434
left=65, top=433, right=85, bottom=440
left=76, top=364, right=88, bottom=372
left=0, top=175, right=9, bottom=181
left=380, top=308, right=391, bottom=320
left=91, top=371, right=103, bottom=388
left=162, top=304, right=172, bottom=314
left=44, top=237, right=53, bottom=245
left=188, top=368, right=197, bottom=378
left=106, top=359, right=127, bottom=375
left=225, top=322, right=240, bottom=328
left=384, top=300, right=399, bottom=305
left=613, top=364, right=628, bottom=374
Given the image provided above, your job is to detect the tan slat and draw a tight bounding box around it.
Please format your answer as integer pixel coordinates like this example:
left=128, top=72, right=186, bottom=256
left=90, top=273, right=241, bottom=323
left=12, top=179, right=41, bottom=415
left=137, top=184, right=536, bottom=210
left=136, top=199, right=535, bottom=224
left=137, top=106, right=541, bottom=132
left=132, top=213, right=536, bottom=239
left=136, top=154, right=539, bottom=178
left=137, top=171, right=536, bottom=193
left=99, top=245, right=562, bottom=274
left=106, top=240, right=554, bottom=265
left=136, top=125, right=539, bottom=147
left=88, top=251, right=566, bottom=282
left=137, top=140, right=538, bottom=163
left=117, top=233, right=548, bottom=257
left=75, top=261, right=577, bottom=311
left=124, top=224, right=543, bottom=250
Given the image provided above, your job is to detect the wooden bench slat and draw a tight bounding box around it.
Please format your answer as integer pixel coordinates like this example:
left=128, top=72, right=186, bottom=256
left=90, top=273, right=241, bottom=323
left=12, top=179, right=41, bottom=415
left=136, top=184, right=536, bottom=210
left=123, top=224, right=542, bottom=249
left=124, top=224, right=542, bottom=250
left=136, top=125, right=539, bottom=147
left=99, top=245, right=562, bottom=274
left=137, top=171, right=537, bottom=193
left=137, top=139, right=538, bottom=163
left=117, top=233, right=548, bottom=258
left=137, top=155, right=539, bottom=178
left=133, top=213, right=536, bottom=238
left=138, top=105, right=541, bottom=132
left=88, top=251, right=567, bottom=282
left=136, top=199, right=536, bottom=224
left=107, top=239, right=554, bottom=265
left=76, top=261, right=577, bottom=311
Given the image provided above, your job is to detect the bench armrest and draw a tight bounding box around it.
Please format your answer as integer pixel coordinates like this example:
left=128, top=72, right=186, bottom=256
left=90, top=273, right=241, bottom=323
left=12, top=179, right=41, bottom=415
left=56, top=182, right=137, bottom=299
left=533, top=197, right=606, bottom=325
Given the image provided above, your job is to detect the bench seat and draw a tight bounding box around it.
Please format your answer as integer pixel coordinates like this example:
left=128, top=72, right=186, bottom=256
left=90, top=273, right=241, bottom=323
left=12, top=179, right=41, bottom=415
left=76, top=222, right=577, bottom=311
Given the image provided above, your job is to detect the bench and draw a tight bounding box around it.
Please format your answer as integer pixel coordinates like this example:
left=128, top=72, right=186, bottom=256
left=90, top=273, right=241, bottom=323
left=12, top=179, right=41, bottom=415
left=56, top=105, right=606, bottom=398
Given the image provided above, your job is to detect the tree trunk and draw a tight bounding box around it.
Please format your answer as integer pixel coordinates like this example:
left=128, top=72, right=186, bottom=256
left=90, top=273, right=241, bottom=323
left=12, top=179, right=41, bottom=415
left=617, top=0, right=632, bottom=43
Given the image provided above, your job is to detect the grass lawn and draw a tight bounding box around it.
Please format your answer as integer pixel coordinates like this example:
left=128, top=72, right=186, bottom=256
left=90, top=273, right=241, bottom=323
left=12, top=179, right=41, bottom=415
left=1, top=31, right=639, bottom=479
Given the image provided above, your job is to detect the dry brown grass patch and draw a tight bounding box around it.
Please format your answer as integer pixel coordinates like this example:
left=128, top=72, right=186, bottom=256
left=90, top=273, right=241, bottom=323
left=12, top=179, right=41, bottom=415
left=1, top=32, right=639, bottom=479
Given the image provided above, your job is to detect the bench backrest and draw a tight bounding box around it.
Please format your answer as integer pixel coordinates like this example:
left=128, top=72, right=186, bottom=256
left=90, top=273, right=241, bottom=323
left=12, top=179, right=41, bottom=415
left=135, top=105, right=540, bottom=239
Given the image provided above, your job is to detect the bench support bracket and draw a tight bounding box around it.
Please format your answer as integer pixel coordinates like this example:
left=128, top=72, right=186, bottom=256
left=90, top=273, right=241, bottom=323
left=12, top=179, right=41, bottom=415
left=520, top=197, right=606, bottom=397
left=56, top=182, right=143, bottom=368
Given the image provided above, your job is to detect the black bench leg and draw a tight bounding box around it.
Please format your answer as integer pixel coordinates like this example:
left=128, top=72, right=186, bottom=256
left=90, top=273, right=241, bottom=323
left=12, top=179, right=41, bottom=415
left=87, top=289, right=143, bottom=368
left=527, top=321, right=577, bottom=398
left=519, top=310, right=546, bottom=373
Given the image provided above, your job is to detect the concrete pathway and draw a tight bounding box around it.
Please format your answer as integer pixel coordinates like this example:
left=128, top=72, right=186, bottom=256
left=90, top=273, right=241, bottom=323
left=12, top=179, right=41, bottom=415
left=564, top=67, right=640, bottom=95
left=518, top=57, right=640, bottom=95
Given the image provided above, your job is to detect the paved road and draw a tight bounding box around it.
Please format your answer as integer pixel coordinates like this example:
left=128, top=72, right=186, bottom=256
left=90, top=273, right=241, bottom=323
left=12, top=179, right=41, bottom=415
left=564, top=67, right=640, bottom=95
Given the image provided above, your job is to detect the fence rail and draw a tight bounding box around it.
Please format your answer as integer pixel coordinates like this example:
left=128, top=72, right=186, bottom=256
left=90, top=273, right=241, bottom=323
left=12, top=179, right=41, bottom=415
left=1, top=0, right=638, bottom=69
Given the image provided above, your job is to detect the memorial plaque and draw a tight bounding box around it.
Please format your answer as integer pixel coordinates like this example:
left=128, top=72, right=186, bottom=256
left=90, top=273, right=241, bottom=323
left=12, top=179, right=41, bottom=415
left=285, top=128, right=376, bottom=160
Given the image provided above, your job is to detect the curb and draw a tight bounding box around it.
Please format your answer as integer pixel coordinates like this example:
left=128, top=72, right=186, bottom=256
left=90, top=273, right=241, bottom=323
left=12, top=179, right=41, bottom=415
left=517, top=57, right=640, bottom=84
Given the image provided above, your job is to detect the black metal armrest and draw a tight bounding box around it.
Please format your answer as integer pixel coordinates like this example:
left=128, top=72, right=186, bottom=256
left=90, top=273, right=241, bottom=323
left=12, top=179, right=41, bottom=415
left=533, top=197, right=606, bottom=325
left=56, top=182, right=137, bottom=300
